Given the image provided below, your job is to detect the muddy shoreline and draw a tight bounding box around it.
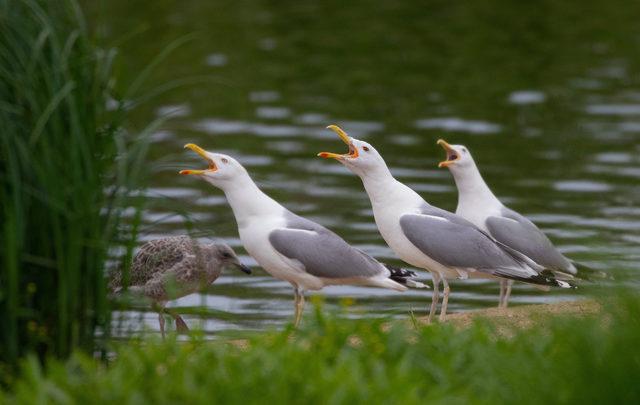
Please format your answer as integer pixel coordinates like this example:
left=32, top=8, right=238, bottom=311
left=427, top=299, right=601, bottom=329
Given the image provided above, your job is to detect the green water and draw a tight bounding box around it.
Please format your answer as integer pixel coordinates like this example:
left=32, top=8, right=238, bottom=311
left=90, top=0, right=639, bottom=336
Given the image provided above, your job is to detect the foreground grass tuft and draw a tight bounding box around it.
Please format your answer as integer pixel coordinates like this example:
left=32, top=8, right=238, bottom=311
left=3, top=294, right=640, bottom=404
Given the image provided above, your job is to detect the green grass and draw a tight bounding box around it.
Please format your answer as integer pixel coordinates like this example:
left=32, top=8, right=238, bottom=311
left=2, top=294, right=639, bottom=404
left=0, top=0, right=163, bottom=366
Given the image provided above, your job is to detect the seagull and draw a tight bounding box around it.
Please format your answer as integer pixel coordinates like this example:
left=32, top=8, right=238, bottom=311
left=109, top=235, right=251, bottom=337
left=179, top=143, right=426, bottom=327
left=436, top=140, right=596, bottom=307
left=318, top=125, right=573, bottom=322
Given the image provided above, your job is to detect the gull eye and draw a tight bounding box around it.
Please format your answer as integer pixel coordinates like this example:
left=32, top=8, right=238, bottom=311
left=462, top=148, right=467, bottom=153
left=362, top=146, right=370, bottom=152
left=221, top=158, right=229, bottom=164
left=222, top=252, right=232, bottom=258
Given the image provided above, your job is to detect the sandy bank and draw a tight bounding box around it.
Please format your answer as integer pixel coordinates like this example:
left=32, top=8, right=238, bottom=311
left=429, top=299, right=601, bottom=329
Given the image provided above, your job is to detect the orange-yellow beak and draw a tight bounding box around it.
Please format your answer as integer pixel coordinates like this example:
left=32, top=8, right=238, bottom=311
left=317, top=125, right=359, bottom=160
left=179, top=143, right=217, bottom=175
left=437, top=139, right=459, bottom=168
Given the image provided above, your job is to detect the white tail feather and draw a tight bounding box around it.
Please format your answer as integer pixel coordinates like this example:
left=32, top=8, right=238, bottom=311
left=406, top=279, right=429, bottom=289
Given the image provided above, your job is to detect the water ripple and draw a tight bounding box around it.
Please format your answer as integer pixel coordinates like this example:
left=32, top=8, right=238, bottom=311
left=553, top=180, right=612, bottom=192
left=415, top=117, right=502, bottom=134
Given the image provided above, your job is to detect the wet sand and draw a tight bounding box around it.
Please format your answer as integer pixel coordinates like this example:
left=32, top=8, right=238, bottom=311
left=428, top=299, right=601, bottom=329
left=225, top=300, right=602, bottom=348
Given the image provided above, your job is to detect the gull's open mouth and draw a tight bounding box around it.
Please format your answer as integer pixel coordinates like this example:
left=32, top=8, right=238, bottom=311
left=436, top=139, right=458, bottom=168
left=317, top=125, right=358, bottom=160
left=179, top=143, right=218, bottom=175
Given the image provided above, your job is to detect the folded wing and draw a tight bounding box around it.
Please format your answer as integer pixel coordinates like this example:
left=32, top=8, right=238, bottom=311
left=486, top=207, right=575, bottom=274
left=269, top=212, right=385, bottom=279
left=399, top=206, right=570, bottom=286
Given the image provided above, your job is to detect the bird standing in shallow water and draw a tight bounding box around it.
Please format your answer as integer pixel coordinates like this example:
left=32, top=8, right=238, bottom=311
left=436, top=140, right=597, bottom=307
left=318, top=125, right=573, bottom=322
left=110, top=236, right=251, bottom=338
left=180, top=143, right=426, bottom=327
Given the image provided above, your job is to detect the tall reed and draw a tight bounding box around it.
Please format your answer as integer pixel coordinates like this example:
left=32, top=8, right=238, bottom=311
left=0, top=0, right=154, bottom=365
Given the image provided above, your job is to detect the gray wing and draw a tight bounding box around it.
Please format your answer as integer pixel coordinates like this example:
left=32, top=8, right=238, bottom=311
left=268, top=212, right=385, bottom=279
left=486, top=207, right=574, bottom=273
left=399, top=205, right=540, bottom=281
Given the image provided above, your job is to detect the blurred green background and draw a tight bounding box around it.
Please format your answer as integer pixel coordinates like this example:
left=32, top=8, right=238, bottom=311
left=82, top=0, right=640, bottom=336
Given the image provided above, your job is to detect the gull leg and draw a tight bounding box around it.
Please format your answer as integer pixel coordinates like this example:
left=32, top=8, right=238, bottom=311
left=503, top=280, right=513, bottom=308
left=293, top=288, right=300, bottom=326
left=174, top=315, right=189, bottom=333
left=293, top=288, right=305, bottom=328
left=158, top=312, right=166, bottom=340
left=439, top=277, right=450, bottom=322
left=164, top=308, right=190, bottom=333
left=428, top=272, right=441, bottom=324
left=154, top=301, right=167, bottom=339
left=499, top=280, right=506, bottom=308
left=165, top=309, right=189, bottom=333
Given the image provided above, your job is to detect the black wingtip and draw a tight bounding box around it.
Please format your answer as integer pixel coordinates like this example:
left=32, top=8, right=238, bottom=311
left=495, top=270, right=577, bottom=289
left=236, top=263, right=253, bottom=275
left=383, top=264, right=428, bottom=288
left=384, top=263, right=418, bottom=280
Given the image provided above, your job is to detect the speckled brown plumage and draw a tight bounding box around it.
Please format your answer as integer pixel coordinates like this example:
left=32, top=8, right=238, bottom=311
left=110, top=236, right=248, bottom=302
left=109, top=236, right=249, bottom=337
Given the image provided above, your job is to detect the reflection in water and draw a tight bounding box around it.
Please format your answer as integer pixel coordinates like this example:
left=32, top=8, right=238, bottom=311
left=414, top=117, right=502, bottom=134
left=91, top=0, right=640, bottom=338
left=553, top=180, right=612, bottom=192
left=508, top=91, right=547, bottom=105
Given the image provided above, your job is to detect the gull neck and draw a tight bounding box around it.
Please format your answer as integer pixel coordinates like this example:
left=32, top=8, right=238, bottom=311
left=219, top=172, right=284, bottom=226
left=357, top=163, right=424, bottom=211
left=450, top=160, right=502, bottom=212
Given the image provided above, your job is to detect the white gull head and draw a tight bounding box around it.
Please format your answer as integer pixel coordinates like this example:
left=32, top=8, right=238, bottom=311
left=179, top=143, right=250, bottom=189
left=317, top=125, right=392, bottom=181
left=436, top=139, right=502, bottom=217
left=317, top=124, right=425, bottom=219
left=436, top=140, right=476, bottom=173
left=180, top=143, right=283, bottom=221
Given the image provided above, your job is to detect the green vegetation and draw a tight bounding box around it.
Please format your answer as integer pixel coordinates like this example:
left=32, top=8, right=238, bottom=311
left=0, top=0, right=159, bottom=366
left=1, top=294, right=639, bottom=404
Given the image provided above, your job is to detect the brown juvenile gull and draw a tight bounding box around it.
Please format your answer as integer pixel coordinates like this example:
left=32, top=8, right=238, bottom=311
left=318, top=125, right=573, bottom=323
left=179, top=144, right=427, bottom=328
left=436, top=140, right=605, bottom=307
left=109, top=235, right=251, bottom=337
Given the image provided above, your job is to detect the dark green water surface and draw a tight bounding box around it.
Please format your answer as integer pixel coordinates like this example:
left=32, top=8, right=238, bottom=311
left=89, top=0, right=639, bottom=336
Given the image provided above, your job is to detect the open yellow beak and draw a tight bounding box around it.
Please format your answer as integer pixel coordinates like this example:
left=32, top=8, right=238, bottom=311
left=179, top=143, right=217, bottom=175
left=317, top=125, right=358, bottom=160
left=436, top=139, right=458, bottom=168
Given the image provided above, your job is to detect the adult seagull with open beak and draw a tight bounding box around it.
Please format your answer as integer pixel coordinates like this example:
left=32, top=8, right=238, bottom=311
left=436, top=140, right=601, bottom=307
left=180, top=143, right=426, bottom=327
left=318, top=125, right=573, bottom=322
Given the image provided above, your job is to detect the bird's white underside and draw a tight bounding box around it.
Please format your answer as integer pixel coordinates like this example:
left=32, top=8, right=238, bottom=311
left=447, top=146, right=576, bottom=277
left=362, top=175, right=470, bottom=280
left=235, top=210, right=317, bottom=290
left=218, top=174, right=407, bottom=292
left=356, top=163, right=538, bottom=282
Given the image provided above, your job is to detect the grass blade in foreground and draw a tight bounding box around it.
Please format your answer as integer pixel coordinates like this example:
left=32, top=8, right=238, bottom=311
left=2, top=294, right=640, bottom=403
left=0, top=0, right=152, bottom=365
